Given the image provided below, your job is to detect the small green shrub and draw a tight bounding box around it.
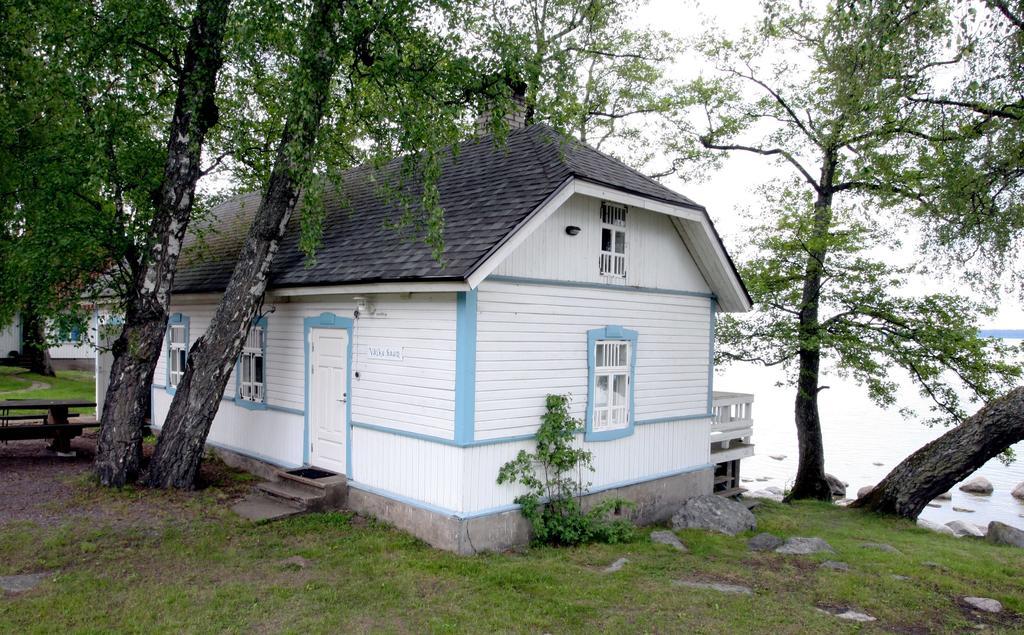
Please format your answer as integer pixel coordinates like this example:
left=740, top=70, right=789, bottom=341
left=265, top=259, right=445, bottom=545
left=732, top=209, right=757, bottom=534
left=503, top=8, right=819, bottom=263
left=497, top=394, right=635, bottom=546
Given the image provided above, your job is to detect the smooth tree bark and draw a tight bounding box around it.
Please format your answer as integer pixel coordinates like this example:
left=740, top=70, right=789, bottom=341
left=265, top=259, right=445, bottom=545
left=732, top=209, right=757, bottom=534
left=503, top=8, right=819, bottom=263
left=20, top=304, right=55, bottom=377
left=94, top=0, right=231, bottom=487
left=147, top=0, right=347, bottom=489
left=851, top=387, right=1024, bottom=518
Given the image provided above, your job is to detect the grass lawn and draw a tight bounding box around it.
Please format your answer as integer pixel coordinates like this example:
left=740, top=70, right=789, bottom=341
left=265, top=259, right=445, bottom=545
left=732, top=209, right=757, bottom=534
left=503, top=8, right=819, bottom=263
left=0, top=366, right=95, bottom=414
left=1, top=477, right=1021, bottom=634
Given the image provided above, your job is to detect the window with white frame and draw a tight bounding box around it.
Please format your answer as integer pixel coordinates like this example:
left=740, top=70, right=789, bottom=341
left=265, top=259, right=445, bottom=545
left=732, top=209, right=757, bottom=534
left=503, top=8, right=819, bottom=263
left=238, top=324, right=265, bottom=403
left=168, top=324, right=187, bottom=388
left=593, top=340, right=630, bottom=431
left=599, top=201, right=627, bottom=277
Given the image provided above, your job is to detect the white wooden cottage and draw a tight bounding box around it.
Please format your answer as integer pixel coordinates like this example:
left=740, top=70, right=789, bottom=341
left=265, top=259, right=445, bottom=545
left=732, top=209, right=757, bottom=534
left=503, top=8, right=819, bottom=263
left=140, top=123, right=754, bottom=552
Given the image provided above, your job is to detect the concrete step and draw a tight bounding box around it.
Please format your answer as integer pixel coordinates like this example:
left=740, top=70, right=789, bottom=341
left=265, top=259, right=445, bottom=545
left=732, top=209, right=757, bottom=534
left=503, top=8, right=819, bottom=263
left=232, top=494, right=305, bottom=523
left=274, top=470, right=349, bottom=510
left=256, top=480, right=326, bottom=510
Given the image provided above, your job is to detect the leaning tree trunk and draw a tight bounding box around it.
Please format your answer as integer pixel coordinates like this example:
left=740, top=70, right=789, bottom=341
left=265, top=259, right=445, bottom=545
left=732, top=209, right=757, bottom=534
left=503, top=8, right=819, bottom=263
left=851, top=387, right=1024, bottom=518
left=21, top=304, right=55, bottom=377
left=94, top=0, right=230, bottom=487
left=786, top=174, right=835, bottom=501
left=147, top=0, right=347, bottom=489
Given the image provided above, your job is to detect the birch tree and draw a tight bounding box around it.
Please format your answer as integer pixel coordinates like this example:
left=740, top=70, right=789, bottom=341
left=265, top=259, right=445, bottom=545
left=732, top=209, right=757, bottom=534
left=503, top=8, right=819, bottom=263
left=669, top=0, right=1020, bottom=500
left=471, top=0, right=678, bottom=171
left=148, top=0, right=510, bottom=488
left=95, top=0, right=231, bottom=486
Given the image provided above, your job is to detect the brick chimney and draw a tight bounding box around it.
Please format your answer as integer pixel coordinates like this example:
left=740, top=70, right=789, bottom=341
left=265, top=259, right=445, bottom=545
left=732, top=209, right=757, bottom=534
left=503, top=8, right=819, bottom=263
left=475, top=80, right=529, bottom=135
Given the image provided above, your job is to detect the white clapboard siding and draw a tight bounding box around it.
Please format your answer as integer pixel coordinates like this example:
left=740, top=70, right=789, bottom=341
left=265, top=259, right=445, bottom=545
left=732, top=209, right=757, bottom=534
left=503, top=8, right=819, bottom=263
left=474, top=280, right=712, bottom=440
left=151, top=386, right=305, bottom=468
left=152, top=293, right=459, bottom=466
left=0, top=314, right=20, bottom=356
left=351, top=426, right=463, bottom=511
left=493, top=193, right=712, bottom=293
left=463, top=418, right=711, bottom=513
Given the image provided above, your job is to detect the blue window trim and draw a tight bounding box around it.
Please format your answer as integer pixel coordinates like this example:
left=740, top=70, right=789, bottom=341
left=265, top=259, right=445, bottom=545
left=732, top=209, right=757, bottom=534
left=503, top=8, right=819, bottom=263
left=234, top=316, right=269, bottom=411
left=165, top=313, right=190, bottom=396
left=585, top=325, right=638, bottom=441
left=453, top=289, right=477, bottom=445
left=303, top=312, right=354, bottom=476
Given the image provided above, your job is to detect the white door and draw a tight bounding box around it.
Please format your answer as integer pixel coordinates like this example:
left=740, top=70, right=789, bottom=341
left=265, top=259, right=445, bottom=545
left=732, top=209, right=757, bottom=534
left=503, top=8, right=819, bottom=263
left=309, top=328, right=348, bottom=474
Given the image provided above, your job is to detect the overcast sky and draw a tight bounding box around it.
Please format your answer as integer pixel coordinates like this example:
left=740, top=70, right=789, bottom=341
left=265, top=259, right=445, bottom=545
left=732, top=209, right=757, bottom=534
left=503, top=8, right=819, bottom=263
left=633, top=0, right=1023, bottom=328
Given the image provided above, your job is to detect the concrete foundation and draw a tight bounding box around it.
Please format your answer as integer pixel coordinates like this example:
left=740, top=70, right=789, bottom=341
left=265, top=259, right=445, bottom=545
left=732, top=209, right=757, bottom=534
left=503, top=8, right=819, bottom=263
left=213, top=438, right=713, bottom=554
left=347, top=466, right=713, bottom=554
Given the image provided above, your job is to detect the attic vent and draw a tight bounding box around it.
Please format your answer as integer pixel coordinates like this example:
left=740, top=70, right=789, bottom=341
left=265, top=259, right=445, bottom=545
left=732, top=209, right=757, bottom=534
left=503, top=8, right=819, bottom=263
left=599, top=202, right=627, bottom=278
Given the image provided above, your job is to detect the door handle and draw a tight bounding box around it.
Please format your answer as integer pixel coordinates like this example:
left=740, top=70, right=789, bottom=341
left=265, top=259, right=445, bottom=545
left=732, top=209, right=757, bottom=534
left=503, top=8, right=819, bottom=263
left=338, top=393, right=347, bottom=403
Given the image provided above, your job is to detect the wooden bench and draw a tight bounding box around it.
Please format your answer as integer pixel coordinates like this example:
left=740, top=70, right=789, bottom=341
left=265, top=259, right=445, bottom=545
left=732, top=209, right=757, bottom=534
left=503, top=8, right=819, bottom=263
left=1, top=398, right=97, bottom=455
left=0, top=421, right=100, bottom=441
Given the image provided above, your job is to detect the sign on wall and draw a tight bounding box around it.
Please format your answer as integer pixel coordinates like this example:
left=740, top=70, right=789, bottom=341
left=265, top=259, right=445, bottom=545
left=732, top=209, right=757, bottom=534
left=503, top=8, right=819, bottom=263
left=367, top=344, right=404, bottom=361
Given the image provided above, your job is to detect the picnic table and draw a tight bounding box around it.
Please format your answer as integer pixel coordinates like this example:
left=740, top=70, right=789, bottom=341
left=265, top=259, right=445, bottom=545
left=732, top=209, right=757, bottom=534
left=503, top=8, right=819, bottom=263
left=0, top=398, right=99, bottom=456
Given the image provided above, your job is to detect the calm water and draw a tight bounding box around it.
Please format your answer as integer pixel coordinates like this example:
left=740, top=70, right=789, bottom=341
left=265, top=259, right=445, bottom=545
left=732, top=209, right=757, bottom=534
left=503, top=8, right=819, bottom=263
left=719, top=339, right=1024, bottom=530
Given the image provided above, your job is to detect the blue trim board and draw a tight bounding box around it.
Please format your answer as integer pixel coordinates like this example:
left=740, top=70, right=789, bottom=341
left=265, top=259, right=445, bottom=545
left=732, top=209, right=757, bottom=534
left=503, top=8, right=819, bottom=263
left=707, top=298, right=716, bottom=414
left=453, top=289, right=478, bottom=444
left=488, top=275, right=716, bottom=299
left=585, top=325, right=639, bottom=442
left=348, top=462, right=714, bottom=520
left=165, top=313, right=189, bottom=396
left=234, top=315, right=269, bottom=411
left=303, top=312, right=354, bottom=476
left=351, top=415, right=708, bottom=448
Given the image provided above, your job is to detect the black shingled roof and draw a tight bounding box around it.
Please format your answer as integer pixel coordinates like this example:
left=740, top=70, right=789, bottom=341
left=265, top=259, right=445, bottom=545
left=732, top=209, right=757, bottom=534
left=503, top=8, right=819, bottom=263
left=174, top=123, right=709, bottom=294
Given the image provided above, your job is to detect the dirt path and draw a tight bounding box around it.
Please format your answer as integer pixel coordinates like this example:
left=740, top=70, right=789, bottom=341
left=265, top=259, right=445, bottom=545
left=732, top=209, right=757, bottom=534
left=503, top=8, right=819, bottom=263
left=0, top=376, right=51, bottom=397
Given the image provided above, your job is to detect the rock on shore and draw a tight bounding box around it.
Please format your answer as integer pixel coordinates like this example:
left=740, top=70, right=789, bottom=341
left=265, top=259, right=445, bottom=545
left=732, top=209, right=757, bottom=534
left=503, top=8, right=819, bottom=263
left=958, top=476, right=993, bottom=495
left=986, top=521, right=1024, bottom=548
left=671, top=495, right=757, bottom=536
left=1012, top=481, right=1024, bottom=501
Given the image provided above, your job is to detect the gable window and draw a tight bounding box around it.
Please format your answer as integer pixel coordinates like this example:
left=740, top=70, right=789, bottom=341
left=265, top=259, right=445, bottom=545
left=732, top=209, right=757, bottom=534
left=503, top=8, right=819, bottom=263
left=166, top=314, right=189, bottom=392
left=599, top=201, right=627, bottom=278
left=586, top=325, right=638, bottom=441
left=237, top=319, right=266, bottom=407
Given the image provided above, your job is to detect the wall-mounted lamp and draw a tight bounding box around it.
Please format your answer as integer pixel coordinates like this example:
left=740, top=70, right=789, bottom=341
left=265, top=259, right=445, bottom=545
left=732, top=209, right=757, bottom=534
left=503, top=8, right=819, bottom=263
left=565, top=225, right=581, bottom=236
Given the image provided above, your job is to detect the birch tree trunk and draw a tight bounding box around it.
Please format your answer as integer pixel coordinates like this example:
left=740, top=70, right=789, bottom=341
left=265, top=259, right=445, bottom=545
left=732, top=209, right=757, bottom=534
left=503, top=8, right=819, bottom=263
left=850, top=387, right=1024, bottom=518
left=147, top=0, right=347, bottom=489
left=94, top=0, right=230, bottom=487
left=787, top=161, right=835, bottom=501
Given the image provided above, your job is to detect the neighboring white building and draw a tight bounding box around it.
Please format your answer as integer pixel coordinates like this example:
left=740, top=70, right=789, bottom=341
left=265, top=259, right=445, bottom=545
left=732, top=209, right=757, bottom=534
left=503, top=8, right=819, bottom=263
left=0, top=311, right=98, bottom=365
left=144, top=123, right=754, bottom=552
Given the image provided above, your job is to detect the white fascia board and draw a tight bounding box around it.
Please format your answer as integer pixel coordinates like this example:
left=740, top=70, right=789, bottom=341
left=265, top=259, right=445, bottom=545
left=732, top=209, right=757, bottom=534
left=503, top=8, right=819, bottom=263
left=465, top=178, right=576, bottom=289
left=573, top=180, right=705, bottom=223
left=270, top=281, right=469, bottom=297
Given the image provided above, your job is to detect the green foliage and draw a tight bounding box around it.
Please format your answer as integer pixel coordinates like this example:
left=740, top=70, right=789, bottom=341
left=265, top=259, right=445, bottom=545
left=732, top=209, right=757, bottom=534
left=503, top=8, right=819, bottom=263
left=468, top=0, right=679, bottom=171
left=669, top=1, right=1021, bottom=449
left=497, top=394, right=635, bottom=546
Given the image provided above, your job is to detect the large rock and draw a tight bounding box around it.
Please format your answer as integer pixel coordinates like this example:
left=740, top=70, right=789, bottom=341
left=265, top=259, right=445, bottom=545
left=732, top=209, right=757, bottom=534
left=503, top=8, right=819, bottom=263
left=916, top=518, right=956, bottom=536
left=958, top=476, right=993, bottom=495
left=1012, top=481, right=1024, bottom=501
left=671, top=495, right=757, bottom=536
left=963, top=597, right=1002, bottom=613
left=856, top=485, right=874, bottom=499
left=986, top=521, right=1024, bottom=548
left=775, top=537, right=834, bottom=555
left=935, top=491, right=953, bottom=501
left=946, top=520, right=984, bottom=538
left=747, top=533, right=784, bottom=552
left=825, top=473, right=847, bottom=498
